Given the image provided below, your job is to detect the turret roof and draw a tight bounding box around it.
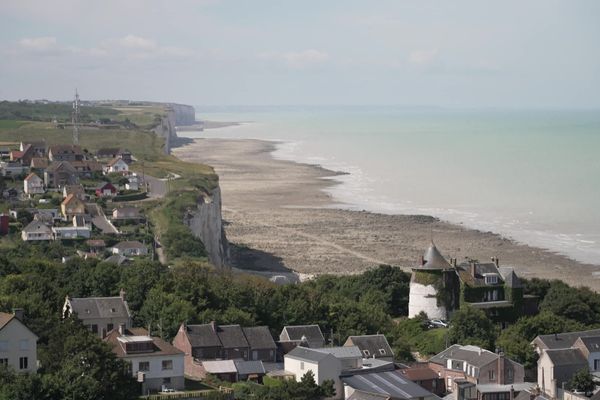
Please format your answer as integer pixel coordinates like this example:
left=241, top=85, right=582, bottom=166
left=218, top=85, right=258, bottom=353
left=421, top=242, right=452, bottom=269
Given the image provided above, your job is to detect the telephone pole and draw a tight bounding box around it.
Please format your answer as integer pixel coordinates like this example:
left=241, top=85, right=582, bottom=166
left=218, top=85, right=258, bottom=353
left=72, top=89, right=80, bottom=145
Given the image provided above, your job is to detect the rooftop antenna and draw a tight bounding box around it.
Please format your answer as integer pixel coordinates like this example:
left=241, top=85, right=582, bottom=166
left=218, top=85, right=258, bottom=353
left=72, top=89, right=80, bottom=145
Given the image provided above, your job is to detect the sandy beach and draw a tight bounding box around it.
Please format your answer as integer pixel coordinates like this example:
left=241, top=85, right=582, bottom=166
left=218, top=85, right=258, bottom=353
left=172, top=137, right=600, bottom=290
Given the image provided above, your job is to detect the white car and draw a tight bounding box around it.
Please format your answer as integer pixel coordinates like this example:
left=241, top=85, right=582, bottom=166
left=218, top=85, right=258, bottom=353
left=429, top=319, right=449, bottom=328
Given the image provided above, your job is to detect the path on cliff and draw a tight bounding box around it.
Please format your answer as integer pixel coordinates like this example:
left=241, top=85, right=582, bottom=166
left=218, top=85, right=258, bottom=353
left=223, top=206, right=388, bottom=267
left=143, top=175, right=168, bottom=198
left=87, top=203, right=119, bottom=234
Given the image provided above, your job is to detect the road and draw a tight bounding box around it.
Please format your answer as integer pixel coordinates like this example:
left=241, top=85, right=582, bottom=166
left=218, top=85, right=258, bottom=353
left=142, top=175, right=168, bottom=198
left=87, top=203, right=119, bottom=234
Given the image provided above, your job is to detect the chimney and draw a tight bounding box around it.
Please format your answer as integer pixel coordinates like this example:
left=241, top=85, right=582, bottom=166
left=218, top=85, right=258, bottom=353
left=497, top=352, right=505, bottom=384
left=471, top=262, right=477, bottom=277
left=210, top=320, right=217, bottom=332
left=118, top=323, right=126, bottom=335
left=12, top=308, right=24, bottom=321
left=494, top=257, right=499, bottom=267
left=119, top=288, right=126, bottom=301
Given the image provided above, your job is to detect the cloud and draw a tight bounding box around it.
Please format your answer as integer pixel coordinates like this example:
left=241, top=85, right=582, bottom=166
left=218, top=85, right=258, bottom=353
left=408, top=49, right=438, bottom=65
left=19, top=36, right=58, bottom=51
left=258, top=49, right=330, bottom=69
left=116, top=35, right=157, bottom=51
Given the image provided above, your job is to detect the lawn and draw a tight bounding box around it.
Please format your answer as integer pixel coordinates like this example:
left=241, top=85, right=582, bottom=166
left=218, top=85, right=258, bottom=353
left=0, top=120, right=27, bottom=130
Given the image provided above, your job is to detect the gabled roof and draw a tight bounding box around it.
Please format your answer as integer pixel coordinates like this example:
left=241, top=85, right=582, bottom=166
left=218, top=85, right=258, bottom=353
left=202, top=359, right=237, bottom=374
left=234, top=360, right=266, bottom=375
left=46, top=161, right=76, bottom=173
left=48, top=144, right=83, bottom=156
left=242, top=326, right=277, bottom=350
left=22, top=220, right=52, bottom=234
left=24, top=172, right=42, bottom=182
left=0, top=312, right=39, bottom=339
left=533, top=329, right=600, bottom=350
left=102, top=254, right=129, bottom=265
left=217, top=325, right=249, bottom=349
left=185, top=324, right=222, bottom=348
left=456, top=262, right=505, bottom=287
left=105, top=327, right=183, bottom=358
left=342, top=370, right=436, bottom=400
left=67, top=296, right=131, bottom=320
left=420, top=242, right=452, bottom=270
left=286, top=346, right=335, bottom=363
left=429, top=344, right=500, bottom=369
left=498, top=267, right=522, bottom=288
left=96, top=182, right=117, bottom=190
left=62, top=193, right=84, bottom=207
left=544, top=348, right=587, bottom=367
left=30, top=158, right=49, bottom=169
left=280, top=325, right=325, bottom=345
left=345, top=334, right=394, bottom=358
left=312, top=346, right=362, bottom=359
left=112, top=241, right=146, bottom=250
left=576, top=336, right=600, bottom=353
left=107, top=157, right=127, bottom=167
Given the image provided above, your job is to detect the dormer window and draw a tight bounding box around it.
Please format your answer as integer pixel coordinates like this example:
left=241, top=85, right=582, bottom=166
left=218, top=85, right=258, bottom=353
left=363, top=349, right=371, bottom=357
left=484, top=274, right=499, bottom=285
left=379, top=349, right=386, bottom=355
left=85, top=309, right=90, bottom=314
left=111, top=308, right=116, bottom=313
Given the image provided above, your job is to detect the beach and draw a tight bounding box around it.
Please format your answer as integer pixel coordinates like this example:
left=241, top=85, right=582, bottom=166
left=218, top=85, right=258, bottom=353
left=172, top=137, right=600, bottom=290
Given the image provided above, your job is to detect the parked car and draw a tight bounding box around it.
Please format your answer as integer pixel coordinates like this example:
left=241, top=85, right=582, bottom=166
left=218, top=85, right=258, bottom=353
left=428, top=319, right=449, bottom=328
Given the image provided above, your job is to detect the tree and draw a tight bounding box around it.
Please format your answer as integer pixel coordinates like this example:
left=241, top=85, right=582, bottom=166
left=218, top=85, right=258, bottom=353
left=569, top=368, right=597, bottom=394
left=448, top=306, right=497, bottom=350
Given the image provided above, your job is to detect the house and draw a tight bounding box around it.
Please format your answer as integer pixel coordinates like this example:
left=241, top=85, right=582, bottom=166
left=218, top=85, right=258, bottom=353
left=105, top=326, right=184, bottom=394
left=531, top=329, right=600, bottom=356
left=1, top=161, right=28, bottom=177
left=537, top=348, right=587, bottom=399
left=172, top=322, right=277, bottom=379
left=48, top=144, right=84, bottom=162
left=0, top=309, right=38, bottom=373
left=23, top=172, right=44, bottom=196
left=235, top=359, right=267, bottom=381
left=473, top=382, right=536, bottom=400
left=44, top=161, right=78, bottom=187
left=21, top=221, right=53, bottom=241
left=86, top=239, right=106, bottom=253
left=0, top=147, right=10, bottom=158
left=104, top=158, right=129, bottom=174
left=311, top=346, right=363, bottom=371
left=20, top=141, right=46, bottom=158
left=284, top=346, right=344, bottom=398
left=125, top=174, right=140, bottom=191
left=342, top=370, right=441, bottom=400
left=112, top=206, right=142, bottom=220
left=573, top=336, right=600, bottom=372
left=344, top=334, right=394, bottom=362
left=199, top=359, right=267, bottom=383
left=52, top=224, right=91, bottom=240
left=279, top=324, right=326, bottom=350
left=71, top=160, right=102, bottom=178
left=102, top=254, right=130, bottom=266
left=408, top=243, right=529, bottom=325
left=428, top=345, right=525, bottom=393
left=33, top=208, right=61, bottom=222
left=111, top=241, right=148, bottom=257
left=63, top=290, right=132, bottom=338
left=399, top=363, right=445, bottom=396
left=29, top=157, right=49, bottom=171
left=61, top=193, right=85, bottom=219
left=96, top=182, right=118, bottom=198
left=12, top=143, right=41, bottom=166
left=62, top=184, right=86, bottom=200
left=97, top=148, right=132, bottom=164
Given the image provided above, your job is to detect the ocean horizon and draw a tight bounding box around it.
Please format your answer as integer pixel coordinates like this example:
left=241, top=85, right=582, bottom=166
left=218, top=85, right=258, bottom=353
left=181, top=106, right=600, bottom=266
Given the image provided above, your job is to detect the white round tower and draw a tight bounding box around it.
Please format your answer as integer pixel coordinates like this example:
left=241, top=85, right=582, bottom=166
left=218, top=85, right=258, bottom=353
left=408, top=242, right=453, bottom=320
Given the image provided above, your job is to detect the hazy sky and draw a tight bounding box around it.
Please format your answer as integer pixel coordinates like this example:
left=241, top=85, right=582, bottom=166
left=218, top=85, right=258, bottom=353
left=1, top=0, right=599, bottom=108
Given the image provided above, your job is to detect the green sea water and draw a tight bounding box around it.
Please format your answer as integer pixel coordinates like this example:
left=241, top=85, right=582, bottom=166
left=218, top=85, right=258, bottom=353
left=182, top=107, right=600, bottom=265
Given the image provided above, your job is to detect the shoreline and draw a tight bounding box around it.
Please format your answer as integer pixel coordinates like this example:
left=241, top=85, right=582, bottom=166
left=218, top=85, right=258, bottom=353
left=172, top=137, right=600, bottom=290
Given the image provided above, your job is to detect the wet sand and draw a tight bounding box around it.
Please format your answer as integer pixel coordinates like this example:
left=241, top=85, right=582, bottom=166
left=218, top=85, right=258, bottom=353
left=173, top=138, right=600, bottom=290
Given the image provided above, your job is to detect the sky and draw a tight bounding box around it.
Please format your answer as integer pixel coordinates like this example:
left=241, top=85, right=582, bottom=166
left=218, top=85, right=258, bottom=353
left=0, top=0, right=599, bottom=108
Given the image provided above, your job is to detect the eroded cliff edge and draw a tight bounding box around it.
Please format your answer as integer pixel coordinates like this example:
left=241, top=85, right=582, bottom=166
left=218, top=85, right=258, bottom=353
left=183, top=187, right=231, bottom=268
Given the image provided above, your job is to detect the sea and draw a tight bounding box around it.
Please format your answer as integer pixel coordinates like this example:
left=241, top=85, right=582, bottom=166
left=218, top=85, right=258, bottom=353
left=179, top=106, right=600, bottom=266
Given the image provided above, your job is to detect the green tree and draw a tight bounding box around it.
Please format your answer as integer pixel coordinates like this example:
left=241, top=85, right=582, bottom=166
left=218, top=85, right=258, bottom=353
left=569, top=368, right=597, bottom=394
left=448, top=306, right=497, bottom=350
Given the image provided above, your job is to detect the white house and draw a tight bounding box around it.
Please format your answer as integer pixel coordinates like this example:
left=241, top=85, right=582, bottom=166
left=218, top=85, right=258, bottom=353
left=104, top=326, right=185, bottom=394
left=52, top=226, right=91, bottom=240
left=104, top=158, right=129, bottom=174
left=284, top=346, right=344, bottom=399
left=21, top=221, right=53, bottom=241
left=125, top=174, right=140, bottom=191
left=111, top=241, right=148, bottom=257
left=0, top=310, right=38, bottom=373
left=23, top=172, right=44, bottom=195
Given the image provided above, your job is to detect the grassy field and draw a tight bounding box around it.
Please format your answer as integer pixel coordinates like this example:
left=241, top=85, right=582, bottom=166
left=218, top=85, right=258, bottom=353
left=0, top=103, right=218, bottom=264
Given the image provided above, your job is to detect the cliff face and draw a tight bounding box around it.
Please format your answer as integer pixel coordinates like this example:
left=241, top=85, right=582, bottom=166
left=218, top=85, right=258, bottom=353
left=152, top=104, right=195, bottom=154
left=184, top=187, right=230, bottom=269
left=169, top=103, right=196, bottom=126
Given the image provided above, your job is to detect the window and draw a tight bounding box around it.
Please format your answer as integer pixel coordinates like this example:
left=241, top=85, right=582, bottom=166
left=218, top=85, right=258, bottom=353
left=379, top=349, right=386, bottom=355
left=19, top=357, right=28, bottom=370
left=0, top=341, right=7, bottom=352
left=0, top=358, right=8, bottom=366
left=300, top=361, right=304, bottom=370
left=489, top=370, right=495, bottom=380
left=363, top=349, right=371, bottom=357
left=163, top=377, right=171, bottom=384
left=595, top=360, right=600, bottom=371
left=485, top=274, right=498, bottom=285
left=162, top=360, right=173, bottom=370
left=107, top=323, right=114, bottom=332
left=138, top=361, right=150, bottom=372
left=19, top=340, right=29, bottom=351
left=507, top=367, right=514, bottom=381
left=90, top=324, right=98, bottom=334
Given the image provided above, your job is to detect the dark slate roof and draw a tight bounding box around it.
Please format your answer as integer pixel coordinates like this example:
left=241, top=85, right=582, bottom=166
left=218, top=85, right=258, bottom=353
left=420, top=242, right=452, bottom=269
left=68, top=296, right=131, bottom=320
left=46, top=161, right=76, bottom=173
left=545, top=348, right=587, bottom=367
left=186, top=324, right=221, bottom=348
left=534, top=329, right=600, bottom=350
left=217, top=325, right=249, bottom=349
left=22, top=220, right=52, bottom=234
left=456, top=262, right=505, bottom=287
left=578, top=336, right=600, bottom=352
left=234, top=360, right=266, bottom=375
left=286, top=346, right=334, bottom=363
left=345, top=334, right=394, bottom=359
left=342, top=370, right=435, bottom=400
left=347, top=390, right=391, bottom=400
left=281, top=325, right=325, bottom=344
left=113, top=241, right=146, bottom=250
left=49, top=144, right=83, bottom=155
left=498, top=267, right=522, bottom=288
left=243, top=326, right=277, bottom=350
left=429, top=344, right=499, bottom=369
